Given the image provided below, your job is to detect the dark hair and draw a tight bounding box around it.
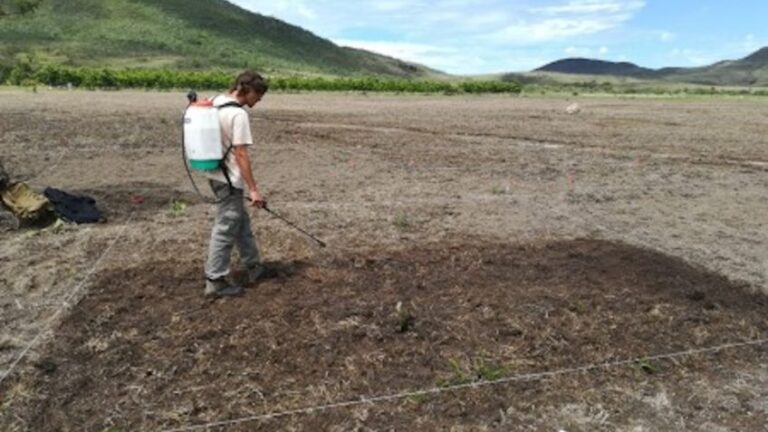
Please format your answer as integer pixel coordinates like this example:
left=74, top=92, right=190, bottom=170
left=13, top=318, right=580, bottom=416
left=230, top=70, right=269, bottom=96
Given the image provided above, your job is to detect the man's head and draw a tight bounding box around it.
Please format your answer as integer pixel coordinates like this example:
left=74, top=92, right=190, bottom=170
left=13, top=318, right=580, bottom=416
left=230, top=70, right=269, bottom=107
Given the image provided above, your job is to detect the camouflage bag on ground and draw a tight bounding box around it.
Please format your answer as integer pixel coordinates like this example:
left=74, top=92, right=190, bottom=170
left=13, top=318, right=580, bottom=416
left=0, top=182, right=54, bottom=226
left=0, top=162, right=8, bottom=191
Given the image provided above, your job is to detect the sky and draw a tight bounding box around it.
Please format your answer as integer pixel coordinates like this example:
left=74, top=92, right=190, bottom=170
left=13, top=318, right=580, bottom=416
left=230, top=0, right=768, bottom=75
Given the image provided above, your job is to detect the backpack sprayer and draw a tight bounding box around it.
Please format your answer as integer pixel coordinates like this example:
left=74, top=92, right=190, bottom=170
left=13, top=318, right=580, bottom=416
left=182, top=91, right=326, bottom=248
left=182, top=90, right=238, bottom=198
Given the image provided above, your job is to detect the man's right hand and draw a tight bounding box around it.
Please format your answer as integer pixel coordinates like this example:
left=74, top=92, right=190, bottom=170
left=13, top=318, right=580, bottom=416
left=248, top=189, right=266, bottom=208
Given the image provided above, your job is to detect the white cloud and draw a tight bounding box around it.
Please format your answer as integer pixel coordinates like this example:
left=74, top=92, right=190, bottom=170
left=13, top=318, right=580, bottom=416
left=335, top=40, right=447, bottom=64
left=231, top=0, right=648, bottom=74
left=464, top=11, right=510, bottom=27
left=565, top=46, right=590, bottom=56
left=741, top=34, right=768, bottom=53
left=489, top=0, right=645, bottom=44
left=658, top=31, right=675, bottom=42
left=295, top=4, right=317, bottom=20
left=487, top=18, right=619, bottom=44
left=335, top=39, right=491, bottom=74
left=564, top=45, right=610, bottom=58
left=531, top=0, right=645, bottom=15
left=372, top=1, right=411, bottom=12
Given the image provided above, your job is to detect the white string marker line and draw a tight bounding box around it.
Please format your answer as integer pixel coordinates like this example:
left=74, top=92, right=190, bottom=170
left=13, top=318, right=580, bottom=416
left=160, top=337, right=768, bottom=432
left=21, top=150, right=68, bottom=186
left=162, top=180, right=765, bottom=431
left=0, top=212, right=135, bottom=387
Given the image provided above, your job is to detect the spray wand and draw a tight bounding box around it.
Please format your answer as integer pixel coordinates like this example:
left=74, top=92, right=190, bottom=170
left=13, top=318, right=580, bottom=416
left=260, top=204, right=326, bottom=248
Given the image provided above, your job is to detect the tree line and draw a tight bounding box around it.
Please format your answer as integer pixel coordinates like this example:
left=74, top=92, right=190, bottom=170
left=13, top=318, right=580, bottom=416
left=0, top=62, right=522, bottom=94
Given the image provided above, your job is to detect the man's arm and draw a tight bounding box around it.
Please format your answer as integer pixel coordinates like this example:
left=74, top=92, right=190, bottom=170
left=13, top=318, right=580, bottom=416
left=233, top=145, right=264, bottom=208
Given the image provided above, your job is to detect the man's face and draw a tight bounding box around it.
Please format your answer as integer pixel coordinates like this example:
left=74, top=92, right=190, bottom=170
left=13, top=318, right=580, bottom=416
left=245, top=90, right=263, bottom=108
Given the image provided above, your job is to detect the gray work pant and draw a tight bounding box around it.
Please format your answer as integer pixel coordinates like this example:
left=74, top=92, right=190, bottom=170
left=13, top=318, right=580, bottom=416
left=205, top=181, right=262, bottom=281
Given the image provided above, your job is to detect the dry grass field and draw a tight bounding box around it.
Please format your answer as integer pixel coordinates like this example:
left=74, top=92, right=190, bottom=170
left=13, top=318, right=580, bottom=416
left=1, top=89, right=767, bottom=431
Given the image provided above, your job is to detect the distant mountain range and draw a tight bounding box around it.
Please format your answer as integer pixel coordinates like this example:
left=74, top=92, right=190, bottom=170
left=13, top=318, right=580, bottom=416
left=0, top=0, right=440, bottom=78
left=534, top=48, right=768, bottom=86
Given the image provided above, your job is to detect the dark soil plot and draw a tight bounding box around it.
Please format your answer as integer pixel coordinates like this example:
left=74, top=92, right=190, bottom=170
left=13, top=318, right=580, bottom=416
left=4, top=239, right=767, bottom=431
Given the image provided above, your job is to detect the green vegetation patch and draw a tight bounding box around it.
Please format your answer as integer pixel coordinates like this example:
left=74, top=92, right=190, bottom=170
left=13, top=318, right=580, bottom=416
left=0, top=0, right=437, bottom=77
left=1, top=61, right=522, bottom=93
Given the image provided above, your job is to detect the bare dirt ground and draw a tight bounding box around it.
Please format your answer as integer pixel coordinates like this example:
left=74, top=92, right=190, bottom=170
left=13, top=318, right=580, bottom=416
left=0, top=90, right=767, bottom=431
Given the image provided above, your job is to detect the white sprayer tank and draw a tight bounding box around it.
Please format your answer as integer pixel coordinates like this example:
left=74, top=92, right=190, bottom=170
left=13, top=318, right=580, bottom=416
left=183, top=101, right=223, bottom=171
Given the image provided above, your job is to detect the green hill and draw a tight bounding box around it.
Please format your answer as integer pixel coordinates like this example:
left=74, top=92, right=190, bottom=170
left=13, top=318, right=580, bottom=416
left=536, top=58, right=655, bottom=78
left=658, top=48, right=768, bottom=86
left=0, top=0, right=441, bottom=78
left=527, top=48, right=768, bottom=86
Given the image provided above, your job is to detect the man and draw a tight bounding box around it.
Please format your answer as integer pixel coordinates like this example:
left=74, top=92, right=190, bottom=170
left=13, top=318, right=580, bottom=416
left=204, top=70, right=269, bottom=298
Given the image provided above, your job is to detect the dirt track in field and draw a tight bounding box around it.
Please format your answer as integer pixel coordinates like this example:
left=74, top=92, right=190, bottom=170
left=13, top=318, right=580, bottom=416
left=1, top=90, right=767, bottom=431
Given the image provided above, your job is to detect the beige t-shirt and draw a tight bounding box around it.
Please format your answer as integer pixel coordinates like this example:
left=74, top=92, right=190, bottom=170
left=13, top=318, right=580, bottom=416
left=204, top=94, right=253, bottom=190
